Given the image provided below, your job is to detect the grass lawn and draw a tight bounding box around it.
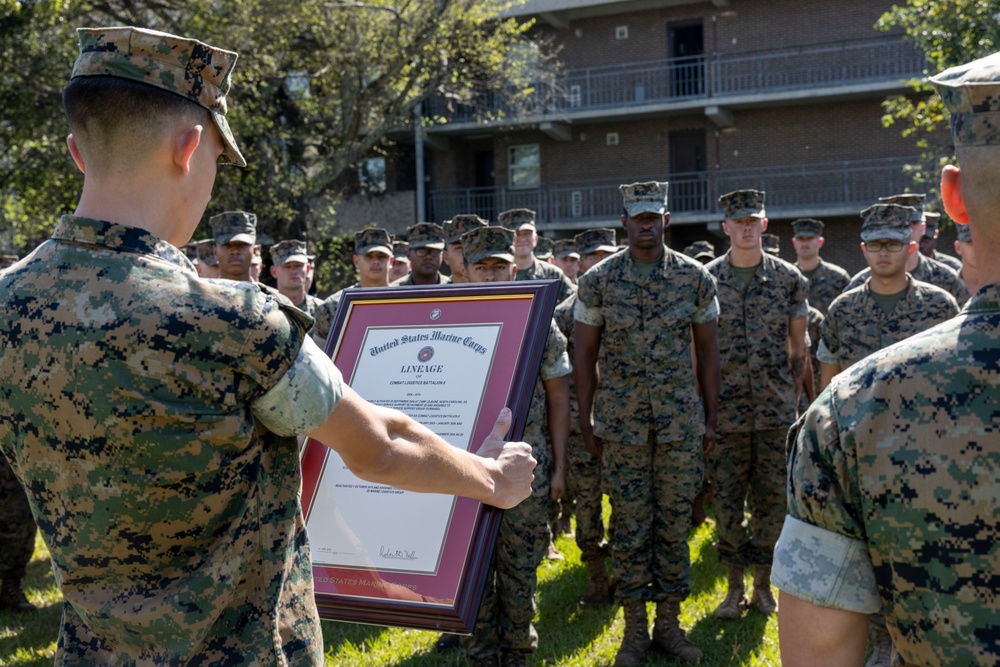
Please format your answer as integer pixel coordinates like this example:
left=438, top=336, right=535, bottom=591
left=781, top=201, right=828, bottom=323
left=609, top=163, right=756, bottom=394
left=1, top=513, right=781, bottom=666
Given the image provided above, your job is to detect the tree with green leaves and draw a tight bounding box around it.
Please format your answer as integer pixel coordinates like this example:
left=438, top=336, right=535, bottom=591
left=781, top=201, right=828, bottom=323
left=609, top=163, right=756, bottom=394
left=0, top=0, right=553, bottom=276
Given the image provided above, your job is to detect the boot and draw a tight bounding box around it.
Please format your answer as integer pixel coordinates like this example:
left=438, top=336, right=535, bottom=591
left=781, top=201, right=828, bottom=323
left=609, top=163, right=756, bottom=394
left=614, top=601, right=651, bottom=667
left=0, top=577, right=37, bottom=613
left=652, top=599, right=703, bottom=662
left=865, top=613, right=894, bottom=667
left=545, top=540, right=565, bottom=561
left=434, top=632, right=460, bottom=653
left=714, top=565, right=746, bottom=619
left=583, top=557, right=611, bottom=605
left=750, top=565, right=777, bottom=615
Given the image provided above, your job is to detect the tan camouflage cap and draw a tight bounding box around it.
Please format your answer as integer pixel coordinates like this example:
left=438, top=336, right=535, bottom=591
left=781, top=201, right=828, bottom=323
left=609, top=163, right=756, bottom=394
left=194, top=238, right=218, bottom=266
left=270, top=239, right=311, bottom=266
left=878, top=193, right=925, bottom=223
left=180, top=243, right=199, bottom=263
left=575, top=228, right=618, bottom=255
left=553, top=239, right=580, bottom=259
left=446, top=214, right=488, bottom=243
left=957, top=221, right=973, bottom=243
left=72, top=27, right=245, bottom=167
left=620, top=181, right=668, bottom=217
left=354, top=228, right=393, bottom=256
left=923, top=212, right=941, bottom=237
left=534, top=236, right=554, bottom=259
left=0, top=254, right=19, bottom=270
left=392, top=240, right=410, bottom=260
left=250, top=247, right=262, bottom=266
left=210, top=211, right=256, bottom=245
left=462, top=226, right=515, bottom=265
left=683, top=240, right=715, bottom=260
left=498, top=208, right=536, bottom=231
left=762, top=233, right=780, bottom=255
left=791, top=218, right=824, bottom=238
left=719, top=189, right=766, bottom=220
left=860, top=204, right=915, bottom=242
left=406, top=222, right=445, bottom=250
left=930, top=51, right=1000, bottom=146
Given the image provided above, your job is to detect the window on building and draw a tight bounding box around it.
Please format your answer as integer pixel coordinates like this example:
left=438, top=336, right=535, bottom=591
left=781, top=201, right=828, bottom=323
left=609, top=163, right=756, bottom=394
left=359, top=157, right=387, bottom=195
left=508, top=144, right=540, bottom=189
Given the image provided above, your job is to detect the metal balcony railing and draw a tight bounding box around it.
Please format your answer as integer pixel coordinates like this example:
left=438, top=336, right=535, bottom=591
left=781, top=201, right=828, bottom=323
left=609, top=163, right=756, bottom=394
left=426, top=36, right=926, bottom=124
left=426, top=157, right=919, bottom=225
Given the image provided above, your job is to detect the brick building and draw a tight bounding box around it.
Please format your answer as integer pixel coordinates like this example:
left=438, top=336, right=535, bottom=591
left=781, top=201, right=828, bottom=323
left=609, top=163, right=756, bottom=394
left=414, top=0, right=954, bottom=275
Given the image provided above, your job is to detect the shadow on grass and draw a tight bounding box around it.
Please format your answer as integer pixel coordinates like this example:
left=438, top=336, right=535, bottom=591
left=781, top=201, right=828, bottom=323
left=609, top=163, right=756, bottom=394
left=534, top=558, right=619, bottom=663
left=0, top=553, right=62, bottom=666
left=320, top=619, right=387, bottom=655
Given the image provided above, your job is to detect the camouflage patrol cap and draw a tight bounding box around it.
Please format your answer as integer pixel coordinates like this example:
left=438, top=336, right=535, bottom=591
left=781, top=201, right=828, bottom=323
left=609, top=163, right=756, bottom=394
left=194, top=238, right=218, bottom=266
left=930, top=51, right=1000, bottom=146
left=353, top=228, right=393, bottom=256
left=446, top=214, right=488, bottom=243
left=620, top=181, right=668, bottom=217
left=575, top=228, right=618, bottom=255
left=923, top=212, right=941, bottom=237
left=462, top=226, right=515, bottom=264
left=406, top=222, right=445, bottom=250
left=181, top=243, right=199, bottom=263
left=0, top=254, right=19, bottom=270
left=956, top=221, right=973, bottom=243
left=270, top=239, right=311, bottom=266
left=791, top=218, right=824, bottom=238
left=719, top=189, right=766, bottom=220
left=210, top=211, right=256, bottom=244
left=534, top=236, right=555, bottom=260
left=860, top=204, right=915, bottom=242
left=250, top=247, right=262, bottom=266
left=683, top=240, right=715, bottom=260
left=878, top=193, right=925, bottom=223
left=498, top=208, right=536, bottom=231
left=553, top=239, right=580, bottom=259
left=762, top=233, right=781, bottom=255
left=392, top=240, right=410, bottom=260
left=72, top=27, right=245, bottom=167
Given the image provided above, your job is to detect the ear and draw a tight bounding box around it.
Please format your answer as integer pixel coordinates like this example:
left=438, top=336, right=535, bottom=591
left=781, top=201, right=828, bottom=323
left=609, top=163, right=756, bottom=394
left=663, top=213, right=671, bottom=227
left=941, top=164, right=970, bottom=224
left=270, top=265, right=278, bottom=279
left=761, top=218, right=769, bottom=232
left=908, top=241, right=917, bottom=256
left=721, top=221, right=730, bottom=236
left=817, top=237, right=825, bottom=249
left=621, top=214, right=628, bottom=230
left=67, top=134, right=86, bottom=174
left=174, top=125, right=204, bottom=175
left=352, top=254, right=361, bottom=269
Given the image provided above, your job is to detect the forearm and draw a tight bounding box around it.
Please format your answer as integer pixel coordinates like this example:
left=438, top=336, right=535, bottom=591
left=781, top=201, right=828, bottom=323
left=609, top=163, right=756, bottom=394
left=819, top=362, right=841, bottom=392
left=693, top=321, right=720, bottom=431
left=778, top=593, right=869, bottom=667
left=545, top=375, right=571, bottom=474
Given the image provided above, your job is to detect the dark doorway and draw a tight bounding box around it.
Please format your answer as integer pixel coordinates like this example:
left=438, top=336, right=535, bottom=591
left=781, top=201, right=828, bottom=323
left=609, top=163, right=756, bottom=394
left=473, top=149, right=496, bottom=221
left=668, top=21, right=704, bottom=97
left=669, top=130, right=708, bottom=213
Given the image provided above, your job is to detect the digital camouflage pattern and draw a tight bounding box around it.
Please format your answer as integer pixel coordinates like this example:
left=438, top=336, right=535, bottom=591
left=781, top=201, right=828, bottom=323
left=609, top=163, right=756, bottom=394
left=683, top=240, right=715, bottom=261
left=932, top=248, right=963, bottom=272
left=194, top=238, right=218, bottom=266
left=791, top=218, right=824, bottom=238
left=392, top=240, right=409, bottom=259
left=0, top=255, right=18, bottom=270
left=780, top=283, right=1000, bottom=666
left=533, top=235, right=554, bottom=260
left=803, top=305, right=824, bottom=408
left=269, top=239, right=311, bottom=266
left=462, top=226, right=514, bottom=265
left=575, top=228, right=618, bottom=256
left=391, top=271, right=450, bottom=286
left=707, top=251, right=809, bottom=432
left=818, top=277, right=959, bottom=371
left=353, top=228, right=393, bottom=255
left=553, top=239, right=579, bottom=259
left=958, top=221, right=973, bottom=243
left=404, top=222, right=445, bottom=249
left=209, top=210, right=257, bottom=244
left=445, top=214, right=487, bottom=243
left=516, top=256, right=576, bottom=304
left=718, top=189, right=766, bottom=220
left=575, top=246, right=718, bottom=444
left=72, top=27, right=245, bottom=167
left=0, top=456, right=35, bottom=580
left=923, top=211, right=942, bottom=237
left=761, top=233, right=780, bottom=255
left=931, top=50, right=1000, bottom=146
left=859, top=204, right=915, bottom=242
left=498, top=208, right=536, bottom=230
left=0, top=216, right=325, bottom=664
left=877, top=193, right=925, bottom=222
left=620, top=181, right=668, bottom=217
left=465, top=320, right=569, bottom=662
left=800, top=259, right=851, bottom=315
left=845, top=253, right=970, bottom=303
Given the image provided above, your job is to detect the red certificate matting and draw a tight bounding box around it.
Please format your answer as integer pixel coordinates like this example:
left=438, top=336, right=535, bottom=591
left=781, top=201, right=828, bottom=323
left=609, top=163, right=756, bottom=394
left=300, top=281, right=559, bottom=632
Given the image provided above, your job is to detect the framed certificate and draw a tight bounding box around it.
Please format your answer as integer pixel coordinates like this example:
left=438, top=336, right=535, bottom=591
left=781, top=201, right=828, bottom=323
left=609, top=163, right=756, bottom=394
left=300, top=281, right=560, bottom=633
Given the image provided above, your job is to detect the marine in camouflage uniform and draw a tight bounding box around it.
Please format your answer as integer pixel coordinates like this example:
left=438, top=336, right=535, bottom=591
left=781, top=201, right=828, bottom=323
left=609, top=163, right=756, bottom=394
left=706, top=189, right=809, bottom=620
left=269, top=239, right=325, bottom=327
left=576, top=183, right=719, bottom=665
left=551, top=238, right=580, bottom=284
left=844, top=194, right=970, bottom=304
left=774, top=48, right=1000, bottom=667
left=460, top=226, right=571, bottom=667
left=443, top=214, right=487, bottom=284
left=209, top=210, right=259, bottom=282
left=0, top=254, right=38, bottom=613
left=193, top=238, right=220, bottom=279
left=390, top=222, right=451, bottom=286
left=920, top=211, right=964, bottom=272
left=790, top=218, right=851, bottom=315
left=500, top=208, right=576, bottom=305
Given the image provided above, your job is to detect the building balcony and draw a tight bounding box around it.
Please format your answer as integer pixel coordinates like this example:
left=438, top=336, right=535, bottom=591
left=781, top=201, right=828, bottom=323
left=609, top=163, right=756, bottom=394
left=425, top=36, right=926, bottom=133
left=426, top=156, right=919, bottom=230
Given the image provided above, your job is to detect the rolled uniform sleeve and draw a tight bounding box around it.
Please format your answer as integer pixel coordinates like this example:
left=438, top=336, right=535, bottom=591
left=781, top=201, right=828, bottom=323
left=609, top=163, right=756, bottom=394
left=540, top=320, right=572, bottom=381
left=692, top=296, right=720, bottom=324
left=573, top=297, right=604, bottom=327
left=773, top=391, right=880, bottom=613
left=253, top=336, right=344, bottom=436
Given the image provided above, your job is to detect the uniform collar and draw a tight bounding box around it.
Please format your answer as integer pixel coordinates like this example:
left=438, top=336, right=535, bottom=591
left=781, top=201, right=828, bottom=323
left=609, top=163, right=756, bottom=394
left=52, top=215, right=195, bottom=272
left=963, top=282, right=1000, bottom=313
